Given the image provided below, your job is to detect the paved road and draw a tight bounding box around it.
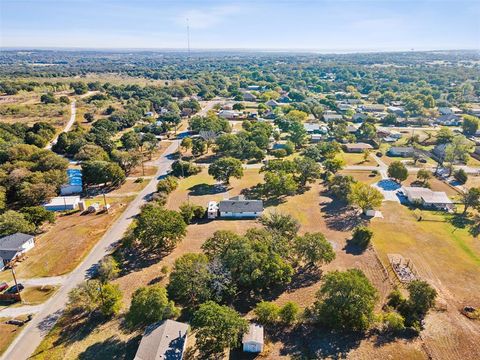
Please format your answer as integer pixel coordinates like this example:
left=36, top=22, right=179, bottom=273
left=45, top=100, right=76, bottom=150
left=1, top=139, right=180, bottom=360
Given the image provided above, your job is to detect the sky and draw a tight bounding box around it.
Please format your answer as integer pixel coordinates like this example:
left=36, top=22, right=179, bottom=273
left=1, top=0, right=479, bottom=51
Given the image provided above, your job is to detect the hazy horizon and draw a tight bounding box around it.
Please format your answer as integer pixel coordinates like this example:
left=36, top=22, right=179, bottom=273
left=1, top=0, right=479, bottom=51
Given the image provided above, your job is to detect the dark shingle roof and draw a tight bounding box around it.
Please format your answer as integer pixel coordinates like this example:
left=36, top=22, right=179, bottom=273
left=219, top=196, right=264, bottom=213
left=0, top=233, right=34, bottom=251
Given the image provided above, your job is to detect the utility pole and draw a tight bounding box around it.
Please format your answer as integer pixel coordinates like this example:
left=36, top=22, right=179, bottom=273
left=11, top=264, right=22, bottom=303
left=102, top=190, right=109, bottom=213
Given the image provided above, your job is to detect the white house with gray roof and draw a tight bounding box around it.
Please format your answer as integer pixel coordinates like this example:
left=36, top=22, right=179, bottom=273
left=218, top=195, right=263, bottom=218
left=134, top=320, right=188, bottom=360
left=0, top=233, right=35, bottom=269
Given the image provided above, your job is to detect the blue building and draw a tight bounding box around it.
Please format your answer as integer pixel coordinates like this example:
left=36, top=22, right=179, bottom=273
left=60, top=169, right=83, bottom=195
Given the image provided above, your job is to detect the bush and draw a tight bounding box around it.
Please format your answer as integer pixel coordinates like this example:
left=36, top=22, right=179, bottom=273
left=99, top=283, right=123, bottom=317
left=382, top=311, right=405, bottom=332
left=126, top=285, right=179, bottom=328
left=453, top=169, right=468, bottom=184
left=387, top=289, right=405, bottom=309
left=171, top=160, right=201, bottom=177
left=351, top=226, right=373, bottom=249
left=271, top=149, right=287, bottom=158
left=156, top=176, right=179, bottom=194
left=254, top=301, right=280, bottom=325
left=179, top=202, right=205, bottom=223
left=279, top=302, right=299, bottom=325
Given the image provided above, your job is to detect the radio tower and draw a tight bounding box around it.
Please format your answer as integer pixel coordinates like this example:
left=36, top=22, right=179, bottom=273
left=186, top=18, right=191, bottom=56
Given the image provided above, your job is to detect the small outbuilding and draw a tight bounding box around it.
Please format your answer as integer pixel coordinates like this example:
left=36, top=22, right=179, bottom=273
left=243, top=323, right=264, bottom=353
left=134, top=319, right=188, bottom=360
left=43, top=196, right=81, bottom=211
left=0, top=233, right=35, bottom=269
left=207, top=201, right=219, bottom=219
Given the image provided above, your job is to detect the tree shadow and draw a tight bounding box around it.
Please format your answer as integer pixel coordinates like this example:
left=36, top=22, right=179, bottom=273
left=447, top=214, right=473, bottom=229
left=343, top=239, right=367, bottom=256
left=372, top=327, right=419, bottom=347
left=77, top=334, right=141, bottom=360
left=276, top=324, right=364, bottom=359
left=321, top=201, right=366, bottom=232
left=286, top=267, right=322, bottom=292
left=188, top=183, right=227, bottom=196
left=117, top=246, right=169, bottom=276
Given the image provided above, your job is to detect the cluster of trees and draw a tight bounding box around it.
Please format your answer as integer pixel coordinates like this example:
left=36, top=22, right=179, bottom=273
left=326, top=174, right=383, bottom=213
left=386, top=281, right=437, bottom=332
left=215, top=121, right=274, bottom=162
left=258, top=158, right=322, bottom=199
left=0, top=142, right=69, bottom=235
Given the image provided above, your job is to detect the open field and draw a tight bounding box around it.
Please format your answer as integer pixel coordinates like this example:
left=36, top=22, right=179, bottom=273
left=0, top=201, right=130, bottom=280
left=339, top=169, right=382, bottom=184
left=0, top=316, right=30, bottom=356
left=371, top=202, right=480, bottom=360
left=339, top=151, right=377, bottom=166
left=0, top=100, right=69, bottom=127
left=166, top=168, right=264, bottom=210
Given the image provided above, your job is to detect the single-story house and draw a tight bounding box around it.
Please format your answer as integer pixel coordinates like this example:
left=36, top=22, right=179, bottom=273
left=60, top=169, right=83, bottom=195
left=218, top=110, right=240, bottom=120
left=438, top=107, right=453, bottom=115
left=338, top=103, right=354, bottom=112
left=352, top=112, right=368, bottom=123
left=265, top=99, right=280, bottom=108
left=346, top=125, right=358, bottom=134
left=243, top=323, right=264, bottom=353
left=304, top=123, right=321, bottom=133
left=0, top=233, right=35, bottom=269
left=360, top=104, right=385, bottom=113
left=403, top=187, right=453, bottom=211
left=243, top=92, right=257, bottom=102
left=134, top=320, right=188, bottom=360
left=218, top=195, right=263, bottom=218
left=323, top=114, right=343, bottom=122
left=387, top=106, right=405, bottom=117
left=247, top=85, right=261, bottom=91
left=344, top=143, right=373, bottom=153
left=435, top=114, right=461, bottom=126
left=43, top=196, right=81, bottom=211
left=207, top=201, right=219, bottom=219
left=310, top=134, right=324, bottom=143
left=388, top=146, right=415, bottom=157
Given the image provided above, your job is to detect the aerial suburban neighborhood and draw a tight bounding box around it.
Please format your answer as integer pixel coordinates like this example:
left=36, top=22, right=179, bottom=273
left=0, top=1, right=479, bottom=360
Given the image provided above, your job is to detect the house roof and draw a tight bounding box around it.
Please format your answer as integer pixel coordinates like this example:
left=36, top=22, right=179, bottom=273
left=304, top=123, right=320, bottom=132
left=44, top=196, right=80, bottom=207
left=403, top=187, right=453, bottom=204
left=243, top=324, right=264, bottom=344
left=345, top=143, right=373, bottom=150
left=66, top=169, right=82, bottom=186
left=389, top=146, right=414, bottom=154
left=219, top=196, right=264, bottom=213
left=0, top=233, right=34, bottom=251
left=134, top=320, right=188, bottom=360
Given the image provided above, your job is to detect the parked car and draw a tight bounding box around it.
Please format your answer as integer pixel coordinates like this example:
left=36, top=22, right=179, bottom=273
left=5, top=284, right=24, bottom=294
left=0, top=282, right=8, bottom=292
